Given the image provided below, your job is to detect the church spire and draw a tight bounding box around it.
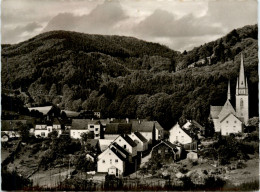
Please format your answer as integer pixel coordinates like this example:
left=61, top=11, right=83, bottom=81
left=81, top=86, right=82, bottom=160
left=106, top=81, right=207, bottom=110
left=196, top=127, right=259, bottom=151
left=227, top=80, right=231, bottom=100
left=239, top=53, right=246, bottom=89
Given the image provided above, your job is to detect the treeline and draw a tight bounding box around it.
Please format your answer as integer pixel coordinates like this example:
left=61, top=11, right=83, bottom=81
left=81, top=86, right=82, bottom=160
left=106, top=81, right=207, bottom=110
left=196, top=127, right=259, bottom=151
left=1, top=24, right=258, bottom=129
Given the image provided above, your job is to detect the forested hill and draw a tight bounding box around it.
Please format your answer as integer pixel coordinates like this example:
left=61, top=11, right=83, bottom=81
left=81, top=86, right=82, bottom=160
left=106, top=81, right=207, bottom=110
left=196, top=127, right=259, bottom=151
left=1, top=24, right=258, bottom=129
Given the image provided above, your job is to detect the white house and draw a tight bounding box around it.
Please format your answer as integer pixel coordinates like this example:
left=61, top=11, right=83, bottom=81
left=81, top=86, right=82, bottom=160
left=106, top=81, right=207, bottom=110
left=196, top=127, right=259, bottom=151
left=97, top=145, right=127, bottom=177
left=169, top=123, right=193, bottom=145
left=220, top=113, right=243, bottom=136
left=128, top=132, right=148, bottom=152
left=113, top=135, right=138, bottom=157
left=131, top=120, right=164, bottom=144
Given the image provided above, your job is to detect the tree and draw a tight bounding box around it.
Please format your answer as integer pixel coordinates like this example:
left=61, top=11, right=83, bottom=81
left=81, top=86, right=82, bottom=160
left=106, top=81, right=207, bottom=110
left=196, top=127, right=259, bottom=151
left=17, top=122, right=30, bottom=142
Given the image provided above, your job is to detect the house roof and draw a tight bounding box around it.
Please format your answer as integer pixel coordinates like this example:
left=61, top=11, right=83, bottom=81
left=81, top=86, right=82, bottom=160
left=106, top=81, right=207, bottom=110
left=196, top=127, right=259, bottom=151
left=1, top=120, right=27, bottom=131
left=61, top=110, right=80, bottom=117
left=220, top=113, right=242, bottom=123
left=191, top=120, right=205, bottom=131
left=86, top=139, right=99, bottom=148
left=152, top=140, right=179, bottom=153
left=105, top=123, right=132, bottom=134
left=154, top=121, right=164, bottom=130
left=112, top=142, right=130, bottom=156
left=210, top=106, right=223, bottom=119
left=71, top=119, right=98, bottom=130
left=121, top=134, right=137, bottom=147
left=110, top=146, right=127, bottom=161
left=132, top=120, right=154, bottom=132
left=134, top=132, right=148, bottom=143
left=28, top=106, right=53, bottom=115
left=99, top=139, right=114, bottom=152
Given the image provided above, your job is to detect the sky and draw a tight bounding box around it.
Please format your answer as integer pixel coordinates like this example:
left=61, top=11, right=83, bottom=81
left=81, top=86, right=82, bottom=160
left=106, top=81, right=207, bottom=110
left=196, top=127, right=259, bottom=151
left=1, top=0, right=257, bottom=51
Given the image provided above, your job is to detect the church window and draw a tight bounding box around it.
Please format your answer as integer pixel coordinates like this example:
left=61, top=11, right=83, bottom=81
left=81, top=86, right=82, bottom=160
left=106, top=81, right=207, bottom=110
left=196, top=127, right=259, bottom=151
left=240, top=98, right=243, bottom=109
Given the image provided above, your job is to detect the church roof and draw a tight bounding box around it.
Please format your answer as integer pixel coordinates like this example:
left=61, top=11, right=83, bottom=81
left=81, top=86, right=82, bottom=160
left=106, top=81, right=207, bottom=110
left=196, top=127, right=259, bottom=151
left=218, top=100, right=236, bottom=122
left=220, top=113, right=242, bottom=123
left=210, top=106, right=223, bottom=119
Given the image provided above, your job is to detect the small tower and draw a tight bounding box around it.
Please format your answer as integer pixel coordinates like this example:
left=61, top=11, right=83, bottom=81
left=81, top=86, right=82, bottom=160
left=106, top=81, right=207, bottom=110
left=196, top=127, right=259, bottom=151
left=227, top=80, right=231, bottom=100
left=236, top=53, right=249, bottom=125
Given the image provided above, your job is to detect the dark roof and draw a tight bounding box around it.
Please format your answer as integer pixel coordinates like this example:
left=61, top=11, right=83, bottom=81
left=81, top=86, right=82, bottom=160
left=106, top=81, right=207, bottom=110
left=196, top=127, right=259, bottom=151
left=210, top=106, right=222, bottom=119
left=153, top=140, right=179, bottom=153
left=191, top=120, right=205, bottom=131
left=71, top=119, right=98, bottom=130
left=134, top=132, right=148, bottom=143
left=1, top=120, right=27, bottom=131
left=132, top=120, right=154, bottom=132
left=110, top=146, right=127, bottom=161
left=220, top=113, right=241, bottom=123
left=112, top=143, right=130, bottom=156
left=87, top=139, right=99, bottom=147
left=154, top=121, right=164, bottom=130
left=121, top=134, right=137, bottom=147
left=105, top=123, right=132, bottom=134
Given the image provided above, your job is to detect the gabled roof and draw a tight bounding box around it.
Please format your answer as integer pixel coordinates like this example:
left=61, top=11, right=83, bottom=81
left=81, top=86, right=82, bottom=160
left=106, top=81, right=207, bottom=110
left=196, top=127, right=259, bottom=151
left=121, top=134, right=137, bottom=147
left=1, top=120, right=27, bottom=131
left=132, top=120, right=154, bottom=132
left=110, top=146, right=127, bottom=161
left=86, top=139, right=99, bottom=148
left=112, top=142, right=130, bottom=156
left=71, top=119, right=99, bottom=130
left=152, top=140, right=179, bottom=153
left=218, top=100, right=236, bottom=122
left=105, top=123, right=132, bottom=134
left=220, top=113, right=242, bottom=123
left=154, top=121, right=164, bottom=130
left=210, top=106, right=223, bottom=119
left=134, top=132, right=148, bottom=143
left=191, top=120, right=205, bottom=131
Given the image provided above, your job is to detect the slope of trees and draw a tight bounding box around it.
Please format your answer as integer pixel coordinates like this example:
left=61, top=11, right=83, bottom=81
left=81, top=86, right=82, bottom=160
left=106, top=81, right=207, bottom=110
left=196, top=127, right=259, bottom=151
left=1, top=24, right=258, bottom=129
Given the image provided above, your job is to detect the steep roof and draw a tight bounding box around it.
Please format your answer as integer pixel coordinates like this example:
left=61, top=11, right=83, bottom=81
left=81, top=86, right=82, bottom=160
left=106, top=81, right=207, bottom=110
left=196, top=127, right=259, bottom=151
left=152, top=140, right=179, bottom=153
left=210, top=106, right=223, bottom=119
left=1, top=120, right=27, bottom=131
left=110, top=146, right=128, bottom=161
left=112, top=142, right=130, bottom=156
left=134, top=132, right=148, bottom=143
left=132, top=120, right=154, bottom=132
left=105, top=123, right=132, bottom=134
left=191, top=120, right=205, bottom=131
left=220, top=113, right=242, bottom=123
left=121, top=134, right=137, bottom=147
left=154, top=121, right=164, bottom=130
left=218, top=100, right=236, bottom=122
left=86, top=139, right=99, bottom=148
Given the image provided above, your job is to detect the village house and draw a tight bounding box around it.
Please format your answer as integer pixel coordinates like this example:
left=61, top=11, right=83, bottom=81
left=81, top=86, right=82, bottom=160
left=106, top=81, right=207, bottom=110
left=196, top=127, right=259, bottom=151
left=128, top=132, right=148, bottom=152
left=151, top=140, right=182, bottom=162
left=210, top=54, right=247, bottom=135
left=34, top=118, right=63, bottom=138
left=104, top=123, right=132, bottom=140
left=169, top=123, right=193, bottom=144
left=183, top=120, right=205, bottom=136
left=113, top=134, right=138, bottom=157
left=70, top=119, right=104, bottom=139
left=1, top=120, right=28, bottom=138
left=97, top=143, right=129, bottom=177
left=131, top=120, right=164, bottom=145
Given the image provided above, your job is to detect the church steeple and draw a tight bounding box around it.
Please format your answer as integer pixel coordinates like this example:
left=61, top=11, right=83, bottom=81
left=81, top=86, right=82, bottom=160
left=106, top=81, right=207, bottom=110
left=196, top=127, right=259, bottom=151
left=236, top=53, right=248, bottom=95
left=227, top=80, right=231, bottom=100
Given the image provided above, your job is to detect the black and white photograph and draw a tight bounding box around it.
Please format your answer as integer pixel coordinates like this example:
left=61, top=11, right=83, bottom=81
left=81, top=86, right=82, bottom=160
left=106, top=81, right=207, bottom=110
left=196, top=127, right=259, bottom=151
left=1, top=0, right=259, bottom=191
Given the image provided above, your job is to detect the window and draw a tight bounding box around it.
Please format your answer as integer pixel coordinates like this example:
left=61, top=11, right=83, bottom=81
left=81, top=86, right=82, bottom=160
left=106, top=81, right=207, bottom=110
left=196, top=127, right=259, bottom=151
left=124, top=145, right=126, bottom=149
left=48, top=128, right=50, bottom=132
left=158, top=150, right=161, bottom=154
left=102, top=160, right=105, bottom=163
left=41, top=132, right=45, bottom=137
left=176, top=136, right=178, bottom=140
left=234, top=121, right=237, bottom=123
left=95, top=128, right=99, bottom=131
left=165, top=149, right=168, bottom=153
left=109, top=153, right=111, bottom=155
left=110, top=159, right=112, bottom=164
left=240, top=98, right=243, bottom=109
left=119, top=139, right=121, bottom=142
left=73, top=132, right=75, bottom=136
left=90, top=125, right=94, bottom=128
left=95, top=134, right=99, bottom=137
left=226, top=121, right=228, bottom=123
left=115, top=159, right=118, bottom=163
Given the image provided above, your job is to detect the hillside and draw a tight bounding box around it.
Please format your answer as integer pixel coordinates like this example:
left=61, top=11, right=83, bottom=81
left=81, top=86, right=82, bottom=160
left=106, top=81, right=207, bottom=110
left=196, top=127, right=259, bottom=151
left=1, top=25, right=258, bottom=129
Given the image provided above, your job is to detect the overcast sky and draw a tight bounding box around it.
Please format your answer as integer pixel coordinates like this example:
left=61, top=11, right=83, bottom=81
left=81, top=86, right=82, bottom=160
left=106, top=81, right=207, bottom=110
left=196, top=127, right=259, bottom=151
left=1, top=0, right=257, bottom=51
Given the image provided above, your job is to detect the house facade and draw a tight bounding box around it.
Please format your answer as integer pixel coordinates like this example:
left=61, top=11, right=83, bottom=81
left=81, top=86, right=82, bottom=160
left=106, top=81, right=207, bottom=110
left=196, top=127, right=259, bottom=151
left=151, top=140, right=182, bottom=162
left=113, top=135, right=137, bottom=157
left=97, top=145, right=127, bottom=177
left=128, top=132, right=148, bottom=152
left=169, top=123, right=193, bottom=145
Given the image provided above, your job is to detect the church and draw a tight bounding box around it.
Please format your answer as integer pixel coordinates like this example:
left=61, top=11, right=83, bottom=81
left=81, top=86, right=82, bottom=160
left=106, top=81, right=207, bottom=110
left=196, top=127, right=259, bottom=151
left=210, top=54, right=249, bottom=136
